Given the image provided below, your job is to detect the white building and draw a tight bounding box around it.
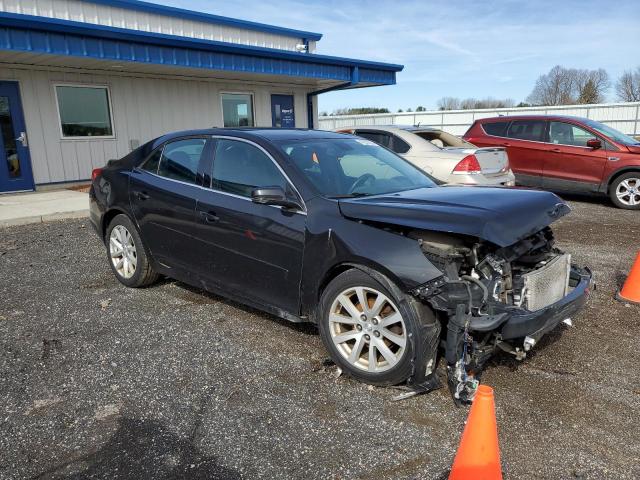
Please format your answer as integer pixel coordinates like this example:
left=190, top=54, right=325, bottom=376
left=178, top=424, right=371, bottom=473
left=0, top=0, right=402, bottom=193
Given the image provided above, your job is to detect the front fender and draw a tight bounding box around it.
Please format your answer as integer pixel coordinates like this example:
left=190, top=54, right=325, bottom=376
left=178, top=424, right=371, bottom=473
left=299, top=198, right=443, bottom=318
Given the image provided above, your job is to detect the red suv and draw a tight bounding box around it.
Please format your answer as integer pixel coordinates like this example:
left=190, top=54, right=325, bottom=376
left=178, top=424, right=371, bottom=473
left=464, top=115, right=640, bottom=209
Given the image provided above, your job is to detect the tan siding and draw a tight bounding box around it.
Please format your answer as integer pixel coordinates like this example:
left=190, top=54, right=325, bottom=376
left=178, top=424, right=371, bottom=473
left=1, top=65, right=313, bottom=185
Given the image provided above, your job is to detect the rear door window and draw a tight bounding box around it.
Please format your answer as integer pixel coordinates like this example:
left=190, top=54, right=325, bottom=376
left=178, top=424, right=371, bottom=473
left=390, top=134, right=411, bottom=154
left=140, top=147, right=162, bottom=174
left=505, top=120, right=546, bottom=142
left=157, top=138, right=207, bottom=184
left=355, top=130, right=393, bottom=149
left=481, top=121, right=510, bottom=137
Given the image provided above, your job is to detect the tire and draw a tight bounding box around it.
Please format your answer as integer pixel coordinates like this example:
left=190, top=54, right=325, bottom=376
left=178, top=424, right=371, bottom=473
left=318, top=268, right=438, bottom=386
left=105, top=214, right=159, bottom=287
left=609, top=172, right=640, bottom=210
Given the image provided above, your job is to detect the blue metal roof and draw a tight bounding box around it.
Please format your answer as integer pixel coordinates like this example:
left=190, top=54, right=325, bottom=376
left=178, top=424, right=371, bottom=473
left=0, top=12, right=402, bottom=86
left=88, top=0, right=323, bottom=41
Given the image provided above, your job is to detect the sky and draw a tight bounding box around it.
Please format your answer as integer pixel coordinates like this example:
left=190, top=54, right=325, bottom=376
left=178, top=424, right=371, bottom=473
left=164, top=0, right=640, bottom=112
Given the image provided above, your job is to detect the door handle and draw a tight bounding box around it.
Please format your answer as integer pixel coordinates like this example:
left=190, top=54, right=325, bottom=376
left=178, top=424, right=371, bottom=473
left=199, top=211, right=219, bottom=223
left=551, top=148, right=562, bottom=153
left=501, top=142, right=510, bottom=147
left=134, top=191, right=150, bottom=200
left=16, top=131, right=28, bottom=147
left=607, top=156, right=620, bottom=162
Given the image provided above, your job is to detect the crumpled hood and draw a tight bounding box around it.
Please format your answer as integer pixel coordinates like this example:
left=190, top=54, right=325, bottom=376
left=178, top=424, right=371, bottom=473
left=338, top=186, right=570, bottom=247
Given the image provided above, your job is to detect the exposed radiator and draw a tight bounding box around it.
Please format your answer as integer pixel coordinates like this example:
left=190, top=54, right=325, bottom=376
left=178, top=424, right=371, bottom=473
left=523, top=254, right=571, bottom=311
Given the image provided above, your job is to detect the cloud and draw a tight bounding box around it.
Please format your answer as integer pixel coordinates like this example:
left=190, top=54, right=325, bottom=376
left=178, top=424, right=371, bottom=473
left=166, top=0, right=640, bottom=110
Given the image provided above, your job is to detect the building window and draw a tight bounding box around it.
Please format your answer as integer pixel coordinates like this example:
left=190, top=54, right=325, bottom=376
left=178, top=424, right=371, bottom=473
left=221, top=93, right=254, bottom=127
left=55, top=85, right=114, bottom=138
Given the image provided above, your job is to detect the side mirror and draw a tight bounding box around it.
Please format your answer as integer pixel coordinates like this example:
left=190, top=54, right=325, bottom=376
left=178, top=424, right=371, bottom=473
left=251, top=187, right=302, bottom=210
left=586, top=138, right=601, bottom=149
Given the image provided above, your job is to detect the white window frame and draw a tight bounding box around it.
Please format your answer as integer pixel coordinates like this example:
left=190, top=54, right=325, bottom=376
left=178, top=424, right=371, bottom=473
left=53, top=83, right=116, bottom=140
left=220, top=91, right=255, bottom=128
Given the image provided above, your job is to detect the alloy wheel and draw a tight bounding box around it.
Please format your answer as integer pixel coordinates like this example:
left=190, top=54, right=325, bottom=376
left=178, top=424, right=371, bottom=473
left=109, top=225, right=137, bottom=279
left=616, top=178, right=640, bottom=206
left=328, top=286, right=407, bottom=372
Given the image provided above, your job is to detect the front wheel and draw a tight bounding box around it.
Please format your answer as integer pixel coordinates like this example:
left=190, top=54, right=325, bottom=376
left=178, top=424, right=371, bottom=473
left=610, top=173, right=640, bottom=209
left=318, top=269, right=438, bottom=386
left=105, top=214, right=159, bottom=287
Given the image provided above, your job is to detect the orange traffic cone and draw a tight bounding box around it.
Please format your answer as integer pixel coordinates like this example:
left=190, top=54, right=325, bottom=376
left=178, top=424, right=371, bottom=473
left=449, top=385, right=502, bottom=480
left=617, top=252, right=640, bottom=305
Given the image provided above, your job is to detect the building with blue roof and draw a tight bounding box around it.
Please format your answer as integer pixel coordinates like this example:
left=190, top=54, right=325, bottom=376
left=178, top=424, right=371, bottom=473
left=0, top=0, right=402, bottom=191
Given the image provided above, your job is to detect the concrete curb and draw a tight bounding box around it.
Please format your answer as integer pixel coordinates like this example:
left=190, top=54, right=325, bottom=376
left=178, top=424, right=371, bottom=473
left=0, top=209, right=88, bottom=228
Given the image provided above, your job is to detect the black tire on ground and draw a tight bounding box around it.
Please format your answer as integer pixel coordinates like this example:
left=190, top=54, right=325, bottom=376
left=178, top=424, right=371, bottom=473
left=609, top=172, right=640, bottom=210
left=317, top=268, right=439, bottom=386
left=105, top=213, right=159, bottom=288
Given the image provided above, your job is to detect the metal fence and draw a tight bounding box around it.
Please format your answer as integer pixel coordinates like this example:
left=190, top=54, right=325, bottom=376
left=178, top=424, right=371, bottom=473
left=318, top=101, right=640, bottom=136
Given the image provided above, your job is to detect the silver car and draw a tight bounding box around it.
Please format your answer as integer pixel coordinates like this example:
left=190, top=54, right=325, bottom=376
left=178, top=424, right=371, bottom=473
left=335, top=125, right=515, bottom=186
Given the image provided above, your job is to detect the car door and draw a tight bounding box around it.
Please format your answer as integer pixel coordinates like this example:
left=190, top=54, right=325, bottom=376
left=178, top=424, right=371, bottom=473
left=501, top=119, right=547, bottom=187
left=191, top=137, right=306, bottom=314
left=129, top=136, right=211, bottom=270
left=542, top=121, right=607, bottom=192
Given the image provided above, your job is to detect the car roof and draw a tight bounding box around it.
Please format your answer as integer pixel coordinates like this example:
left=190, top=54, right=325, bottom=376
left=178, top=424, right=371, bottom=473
left=337, top=125, right=441, bottom=132
left=477, top=114, right=592, bottom=123
left=155, top=127, right=349, bottom=145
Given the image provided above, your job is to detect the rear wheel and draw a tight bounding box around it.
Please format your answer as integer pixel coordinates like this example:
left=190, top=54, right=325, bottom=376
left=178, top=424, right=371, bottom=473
left=105, top=214, right=159, bottom=287
left=610, top=172, right=640, bottom=209
left=318, top=269, right=437, bottom=386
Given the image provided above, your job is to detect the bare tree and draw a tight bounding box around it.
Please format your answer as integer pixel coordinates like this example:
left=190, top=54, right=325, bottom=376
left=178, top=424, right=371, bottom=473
left=575, top=68, right=610, bottom=104
left=528, top=66, right=610, bottom=105
left=459, top=98, right=478, bottom=109
left=616, top=67, right=640, bottom=102
left=459, top=97, right=515, bottom=109
left=437, top=97, right=515, bottom=110
left=527, top=65, right=577, bottom=105
left=437, top=97, right=460, bottom=110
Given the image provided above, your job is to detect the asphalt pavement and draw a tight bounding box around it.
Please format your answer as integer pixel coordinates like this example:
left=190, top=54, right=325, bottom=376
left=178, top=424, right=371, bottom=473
left=0, top=196, right=638, bottom=479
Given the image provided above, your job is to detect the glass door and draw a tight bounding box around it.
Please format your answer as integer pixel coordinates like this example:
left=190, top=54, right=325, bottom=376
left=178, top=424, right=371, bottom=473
left=0, top=82, right=34, bottom=192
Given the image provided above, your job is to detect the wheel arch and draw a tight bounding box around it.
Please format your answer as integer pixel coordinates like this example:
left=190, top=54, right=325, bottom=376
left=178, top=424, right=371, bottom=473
left=307, top=261, right=410, bottom=323
left=101, top=207, right=132, bottom=241
left=605, top=167, right=640, bottom=194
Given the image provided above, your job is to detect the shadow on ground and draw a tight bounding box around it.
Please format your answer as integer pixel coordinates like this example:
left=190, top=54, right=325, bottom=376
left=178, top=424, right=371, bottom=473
left=35, top=417, right=240, bottom=480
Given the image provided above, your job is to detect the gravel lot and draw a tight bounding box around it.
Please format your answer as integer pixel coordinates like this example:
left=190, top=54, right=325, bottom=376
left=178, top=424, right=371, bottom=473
left=1, top=197, right=639, bottom=479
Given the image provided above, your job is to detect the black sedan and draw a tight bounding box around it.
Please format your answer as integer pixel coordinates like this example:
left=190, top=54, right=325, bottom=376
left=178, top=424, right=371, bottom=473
left=89, top=128, right=592, bottom=402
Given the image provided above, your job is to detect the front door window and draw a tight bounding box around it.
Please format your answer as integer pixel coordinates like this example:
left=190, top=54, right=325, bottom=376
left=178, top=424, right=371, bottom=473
left=549, top=122, right=597, bottom=147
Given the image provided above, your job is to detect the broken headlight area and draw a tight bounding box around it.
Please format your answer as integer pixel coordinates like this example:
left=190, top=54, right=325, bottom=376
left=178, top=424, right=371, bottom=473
left=409, top=228, right=592, bottom=405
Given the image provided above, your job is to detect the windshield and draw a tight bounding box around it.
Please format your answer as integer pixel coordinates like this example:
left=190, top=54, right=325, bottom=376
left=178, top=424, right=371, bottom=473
left=276, top=137, right=437, bottom=197
left=583, top=120, right=640, bottom=146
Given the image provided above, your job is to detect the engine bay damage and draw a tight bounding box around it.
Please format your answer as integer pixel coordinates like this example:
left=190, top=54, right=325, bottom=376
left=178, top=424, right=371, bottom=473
left=407, top=228, right=592, bottom=405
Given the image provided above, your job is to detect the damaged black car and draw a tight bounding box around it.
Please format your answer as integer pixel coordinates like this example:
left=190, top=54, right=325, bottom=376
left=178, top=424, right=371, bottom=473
left=89, top=129, right=593, bottom=403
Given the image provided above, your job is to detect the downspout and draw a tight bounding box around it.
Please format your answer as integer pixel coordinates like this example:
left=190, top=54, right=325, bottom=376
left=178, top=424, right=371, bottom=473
left=306, top=66, right=360, bottom=129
